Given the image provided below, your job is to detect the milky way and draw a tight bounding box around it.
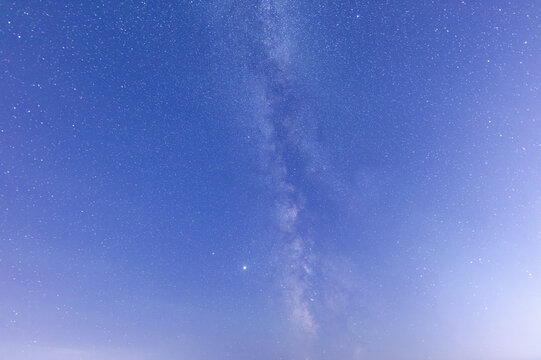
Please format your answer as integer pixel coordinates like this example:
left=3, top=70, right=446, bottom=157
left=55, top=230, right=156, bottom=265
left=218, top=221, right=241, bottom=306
left=2, top=1, right=541, bottom=359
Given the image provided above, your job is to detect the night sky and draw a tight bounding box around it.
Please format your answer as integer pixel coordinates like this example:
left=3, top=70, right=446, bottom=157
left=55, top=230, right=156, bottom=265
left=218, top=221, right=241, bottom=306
left=2, top=1, right=541, bottom=359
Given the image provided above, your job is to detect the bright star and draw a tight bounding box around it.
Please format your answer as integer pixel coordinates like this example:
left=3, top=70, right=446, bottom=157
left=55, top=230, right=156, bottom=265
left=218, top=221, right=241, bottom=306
left=242, top=265, right=247, bottom=271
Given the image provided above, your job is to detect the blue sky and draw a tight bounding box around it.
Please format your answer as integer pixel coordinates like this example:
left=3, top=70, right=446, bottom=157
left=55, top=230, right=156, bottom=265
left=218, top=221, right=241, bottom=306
left=1, top=1, right=541, bottom=359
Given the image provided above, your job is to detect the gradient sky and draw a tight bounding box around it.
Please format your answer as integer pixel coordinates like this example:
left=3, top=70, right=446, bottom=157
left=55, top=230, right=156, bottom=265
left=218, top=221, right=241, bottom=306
left=2, top=1, right=541, bottom=359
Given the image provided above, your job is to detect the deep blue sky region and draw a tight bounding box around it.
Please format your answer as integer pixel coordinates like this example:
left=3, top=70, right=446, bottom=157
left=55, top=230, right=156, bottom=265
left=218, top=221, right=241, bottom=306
left=2, top=1, right=541, bottom=359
